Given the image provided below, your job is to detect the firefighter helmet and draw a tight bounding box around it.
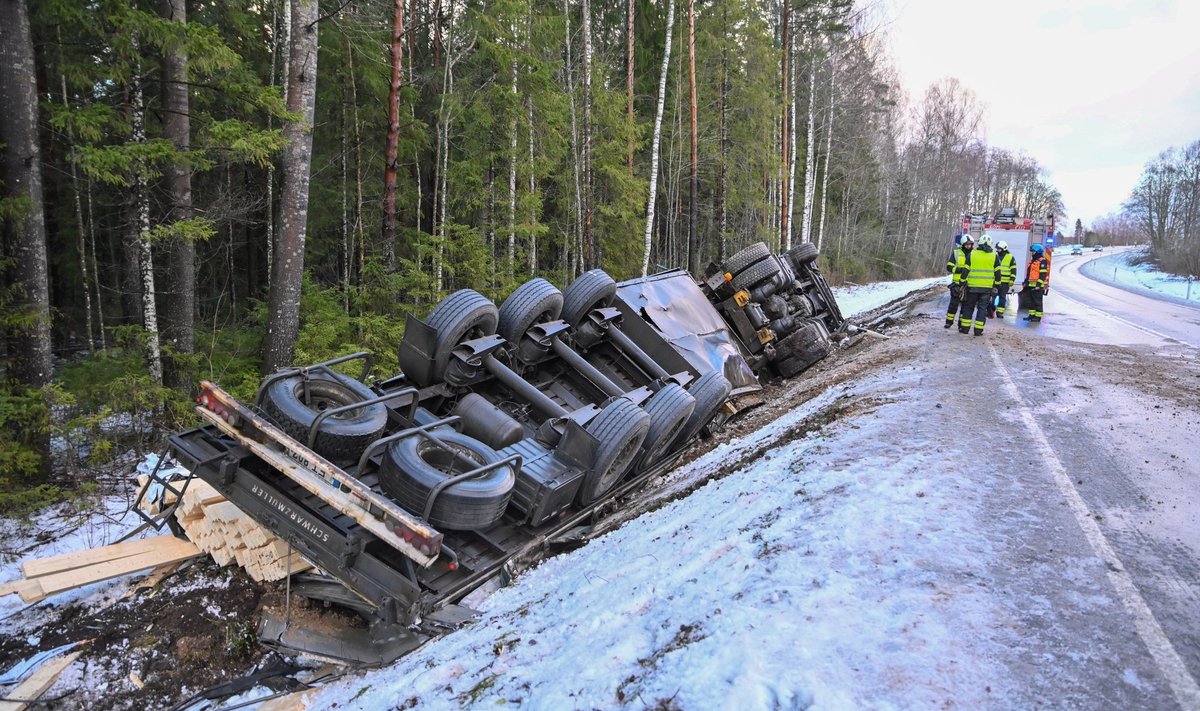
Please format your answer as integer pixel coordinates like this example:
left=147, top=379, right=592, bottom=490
left=978, top=235, right=993, bottom=247
left=997, top=240, right=1009, bottom=251
left=1031, top=244, right=1045, bottom=254
left=960, top=234, right=975, bottom=246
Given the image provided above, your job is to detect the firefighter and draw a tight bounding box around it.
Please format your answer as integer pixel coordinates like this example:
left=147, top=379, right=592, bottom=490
left=992, top=240, right=1017, bottom=317
left=955, top=236, right=1001, bottom=336
left=944, top=234, right=973, bottom=329
left=1024, top=244, right=1050, bottom=322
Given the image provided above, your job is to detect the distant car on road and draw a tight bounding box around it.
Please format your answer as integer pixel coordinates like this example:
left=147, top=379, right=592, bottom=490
left=1093, top=245, right=1104, bottom=252
left=1071, top=245, right=1084, bottom=255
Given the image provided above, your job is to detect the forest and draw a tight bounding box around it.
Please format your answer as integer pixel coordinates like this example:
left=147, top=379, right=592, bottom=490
left=1, top=0, right=1064, bottom=502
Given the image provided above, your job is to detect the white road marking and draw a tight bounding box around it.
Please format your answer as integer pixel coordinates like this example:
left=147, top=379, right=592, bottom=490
left=988, top=342, right=1200, bottom=709
left=1055, top=265, right=1200, bottom=348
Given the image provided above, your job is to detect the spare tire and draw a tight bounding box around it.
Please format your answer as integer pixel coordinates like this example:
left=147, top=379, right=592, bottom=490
left=577, top=398, right=650, bottom=505
left=497, top=278, right=563, bottom=349
left=378, top=430, right=516, bottom=531
left=425, top=289, right=499, bottom=383
left=672, top=370, right=732, bottom=450
left=785, top=242, right=819, bottom=268
left=561, top=269, right=617, bottom=327
left=731, top=255, right=782, bottom=292
left=260, top=371, right=387, bottom=466
left=723, top=242, right=771, bottom=276
left=635, top=383, right=696, bottom=472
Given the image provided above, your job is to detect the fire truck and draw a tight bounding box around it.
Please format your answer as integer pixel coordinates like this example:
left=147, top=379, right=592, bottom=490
left=961, top=209, right=1055, bottom=308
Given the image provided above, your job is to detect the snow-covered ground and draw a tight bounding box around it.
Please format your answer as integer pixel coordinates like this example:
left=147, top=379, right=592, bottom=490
left=1079, top=247, right=1200, bottom=308
left=1, top=276, right=949, bottom=709
left=833, top=276, right=946, bottom=318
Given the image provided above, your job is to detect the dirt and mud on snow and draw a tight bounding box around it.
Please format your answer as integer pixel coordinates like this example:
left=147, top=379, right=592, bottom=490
left=6, top=281, right=1197, bottom=709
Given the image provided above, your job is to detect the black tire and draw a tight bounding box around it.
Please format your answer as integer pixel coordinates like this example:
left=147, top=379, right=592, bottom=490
left=785, top=242, right=819, bottom=268
left=497, top=278, right=563, bottom=346
left=672, top=370, right=732, bottom=450
left=260, top=371, right=387, bottom=466
left=773, top=320, right=832, bottom=377
left=378, top=430, right=516, bottom=531
left=561, top=269, right=617, bottom=327
left=722, top=242, right=771, bottom=276
left=424, top=289, right=499, bottom=383
left=635, top=383, right=696, bottom=472
left=577, top=399, right=650, bottom=505
left=730, top=256, right=782, bottom=292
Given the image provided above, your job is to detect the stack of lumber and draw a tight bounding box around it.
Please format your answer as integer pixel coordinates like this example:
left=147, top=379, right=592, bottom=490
left=0, top=536, right=203, bottom=604
left=170, top=478, right=313, bottom=582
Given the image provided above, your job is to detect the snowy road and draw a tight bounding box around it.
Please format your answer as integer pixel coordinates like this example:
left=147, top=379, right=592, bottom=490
left=1039, top=248, right=1200, bottom=348
left=302, top=287, right=1200, bottom=710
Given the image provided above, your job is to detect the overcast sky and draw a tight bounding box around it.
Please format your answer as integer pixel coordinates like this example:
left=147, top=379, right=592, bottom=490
left=882, top=0, right=1200, bottom=228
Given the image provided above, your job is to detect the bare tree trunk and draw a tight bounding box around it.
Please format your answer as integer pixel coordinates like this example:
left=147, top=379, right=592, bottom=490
left=382, top=0, right=405, bottom=273
left=785, top=29, right=797, bottom=249
left=348, top=41, right=365, bottom=292
left=800, top=40, right=817, bottom=245
left=0, top=0, right=53, bottom=395
left=686, top=0, right=699, bottom=274
left=640, top=0, right=676, bottom=276
left=159, top=0, right=195, bottom=391
left=262, top=0, right=319, bottom=374
left=715, top=2, right=728, bottom=262
left=816, top=47, right=836, bottom=252
left=563, top=0, right=583, bottom=277
left=57, top=36, right=95, bottom=352
left=581, top=0, right=594, bottom=268
left=527, top=94, right=537, bottom=273
left=129, top=57, right=163, bottom=384
left=779, top=1, right=790, bottom=248
left=626, top=0, right=635, bottom=175
left=86, top=176, right=106, bottom=350
left=507, top=59, right=518, bottom=277
left=341, top=77, right=350, bottom=312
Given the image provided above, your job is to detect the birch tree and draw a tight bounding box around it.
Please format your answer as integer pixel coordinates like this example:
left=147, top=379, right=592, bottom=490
left=641, top=0, right=677, bottom=276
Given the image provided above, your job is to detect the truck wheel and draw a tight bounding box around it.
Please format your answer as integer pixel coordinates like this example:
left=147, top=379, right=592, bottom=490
left=672, top=370, right=732, bottom=450
left=498, top=278, right=563, bottom=347
left=785, top=242, right=819, bottom=268
left=731, top=255, right=782, bottom=292
left=425, top=289, right=499, bottom=383
left=577, top=398, right=650, bottom=506
left=773, top=320, right=832, bottom=377
left=260, top=371, right=387, bottom=466
left=379, top=430, right=516, bottom=531
left=722, top=242, right=771, bottom=276
left=635, top=383, right=696, bottom=472
left=561, top=269, right=617, bottom=327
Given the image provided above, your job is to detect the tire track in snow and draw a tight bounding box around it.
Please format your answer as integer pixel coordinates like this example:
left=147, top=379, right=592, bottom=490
left=987, top=341, right=1200, bottom=710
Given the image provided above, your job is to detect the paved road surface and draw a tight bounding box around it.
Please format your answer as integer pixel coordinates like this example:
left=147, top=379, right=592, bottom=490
left=1034, top=248, right=1200, bottom=348
left=932, top=259, right=1200, bottom=708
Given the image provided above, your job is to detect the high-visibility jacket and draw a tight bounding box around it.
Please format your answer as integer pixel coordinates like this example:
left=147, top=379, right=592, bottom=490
left=996, top=251, right=1016, bottom=285
left=956, top=249, right=1000, bottom=291
left=1027, top=256, right=1049, bottom=288
left=945, top=245, right=964, bottom=277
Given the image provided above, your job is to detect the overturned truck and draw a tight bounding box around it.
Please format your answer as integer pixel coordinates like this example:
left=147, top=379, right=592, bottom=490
left=156, top=242, right=845, bottom=663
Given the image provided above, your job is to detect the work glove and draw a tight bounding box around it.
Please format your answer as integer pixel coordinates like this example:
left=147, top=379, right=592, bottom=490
left=991, top=287, right=998, bottom=295
left=1044, top=286, right=1050, bottom=294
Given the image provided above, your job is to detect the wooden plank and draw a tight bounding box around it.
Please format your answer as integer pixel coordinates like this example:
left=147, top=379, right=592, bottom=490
left=21, top=535, right=193, bottom=579
left=0, top=650, right=83, bottom=711
left=1, top=579, right=42, bottom=601
left=25, top=538, right=202, bottom=599
left=256, top=688, right=318, bottom=711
